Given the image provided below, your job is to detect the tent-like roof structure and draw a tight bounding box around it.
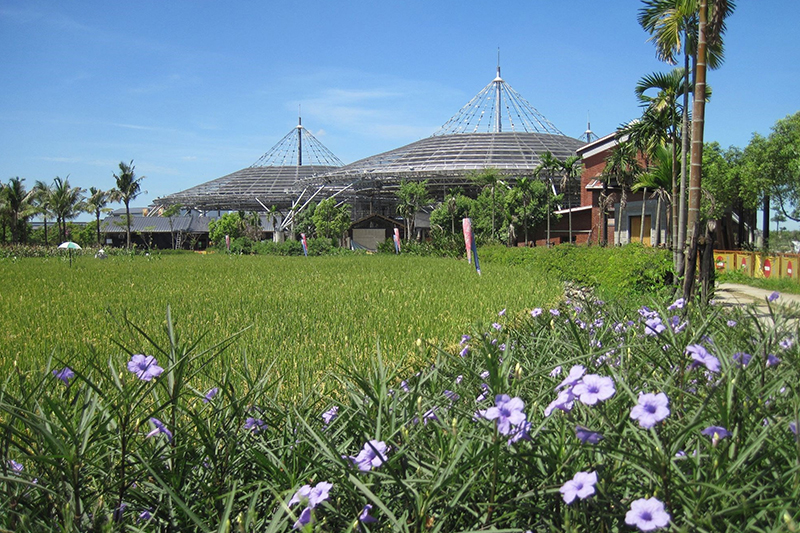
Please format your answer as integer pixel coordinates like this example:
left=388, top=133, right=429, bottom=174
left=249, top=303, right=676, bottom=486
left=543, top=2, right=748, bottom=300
left=309, top=66, right=585, bottom=197
left=156, top=119, right=343, bottom=211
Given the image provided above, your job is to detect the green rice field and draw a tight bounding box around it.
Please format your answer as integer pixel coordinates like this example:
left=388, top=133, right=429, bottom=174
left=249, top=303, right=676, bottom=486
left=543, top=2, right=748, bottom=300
left=0, top=253, right=561, bottom=394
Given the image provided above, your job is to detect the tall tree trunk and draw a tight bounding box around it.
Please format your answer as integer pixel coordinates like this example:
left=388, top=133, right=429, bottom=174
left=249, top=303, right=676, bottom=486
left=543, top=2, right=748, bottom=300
left=762, top=194, right=770, bottom=250
left=43, top=216, right=48, bottom=246
left=640, top=188, right=647, bottom=243
left=546, top=181, right=551, bottom=246
left=678, top=48, right=691, bottom=276
left=95, top=211, right=101, bottom=245
left=683, top=220, right=701, bottom=302
left=699, top=220, right=716, bottom=304
left=687, top=0, right=708, bottom=242
left=568, top=177, right=573, bottom=244
left=654, top=194, right=662, bottom=247
left=125, top=202, right=132, bottom=249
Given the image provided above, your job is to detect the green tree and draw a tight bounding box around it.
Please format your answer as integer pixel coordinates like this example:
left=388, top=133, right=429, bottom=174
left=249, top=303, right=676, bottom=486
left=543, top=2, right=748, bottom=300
left=1, top=177, right=34, bottom=243
left=505, top=178, right=548, bottom=246
left=31, top=180, right=54, bottom=245
left=208, top=212, right=244, bottom=245
left=559, top=156, right=583, bottom=244
left=395, top=180, right=432, bottom=241
left=470, top=169, right=503, bottom=240
left=110, top=160, right=145, bottom=249
left=50, top=176, right=85, bottom=242
left=535, top=152, right=562, bottom=246
left=633, top=143, right=675, bottom=247
left=162, top=203, right=183, bottom=249
left=86, top=187, right=111, bottom=246
left=312, top=198, right=351, bottom=245
left=602, top=141, right=644, bottom=245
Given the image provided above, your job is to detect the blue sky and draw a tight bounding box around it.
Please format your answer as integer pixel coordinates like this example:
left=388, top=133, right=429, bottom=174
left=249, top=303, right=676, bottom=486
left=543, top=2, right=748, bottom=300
left=1, top=1, right=798, bottom=217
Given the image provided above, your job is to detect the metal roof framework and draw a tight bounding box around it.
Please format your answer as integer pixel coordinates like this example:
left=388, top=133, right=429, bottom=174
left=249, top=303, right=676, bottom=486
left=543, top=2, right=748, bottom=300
left=155, top=120, right=343, bottom=212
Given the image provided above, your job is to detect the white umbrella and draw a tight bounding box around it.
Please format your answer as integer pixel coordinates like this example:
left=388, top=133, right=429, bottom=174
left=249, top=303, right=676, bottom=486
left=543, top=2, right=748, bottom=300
left=58, top=241, right=82, bottom=266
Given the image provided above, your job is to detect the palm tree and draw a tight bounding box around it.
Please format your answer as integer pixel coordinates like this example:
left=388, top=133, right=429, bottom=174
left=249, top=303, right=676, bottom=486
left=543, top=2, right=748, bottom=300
left=602, top=141, right=644, bottom=245
left=111, top=160, right=145, bottom=249
left=632, top=144, right=675, bottom=247
left=50, top=176, right=85, bottom=242
left=1, top=177, right=34, bottom=243
left=559, top=156, right=583, bottom=244
left=535, top=152, right=561, bottom=246
left=32, top=180, right=54, bottom=245
left=86, top=187, right=111, bottom=245
left=514, top=177, right=535, bottom=245
left=470, top=169, right=502, bottom=240
left=396, top=180, right=431, bottom=241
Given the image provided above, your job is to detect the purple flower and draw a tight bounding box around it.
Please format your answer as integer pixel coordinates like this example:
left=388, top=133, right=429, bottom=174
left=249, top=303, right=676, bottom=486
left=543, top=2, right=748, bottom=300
left=145, top=418, right=173, bottom=443
left=686, top=344, right=720, bottom=373
left=127, top=354, right=164, bottom=381
left=460, top=334, right=471, bottom=345
left=667, top=298, right=685, bottom=311
left=638, top=306, right=658, bottom=318
left=559, top=471, right=598, bottom=504
left=289, top=481, right=332, bottom=509
left=644, top=317, right=666, bottom=336
left=138, top=510, right=153, bottom=522
left=244, top=417, right=266, bottom=434
left=359, top=504, right=378, bottom=524
left=669, top=316, right=686, bottom=334
left=572, top=374, right=615, bottom=405
left=8, top=460, right=23, bottom=473
left=52, top=367, right=75, bottom=385
left=630, top=392, right=670, bottom=429
left=459, top=345, right=469, bottom=357
left=491, top=322, right=502, bottom=332
left=498, top=308, right=506, bottom=317
left=726, top=320, right=737, bottom=327
left=507, top=420, right=532, bottom=445
left=625, top=497, right=670, bottom=531
left=347, top=440, right=389, bottom=471
left=767, top=354, right=781, bottom=367
left=550, top=309, right=560, bottom=316
left=400, top=380, right=410, bottom=393
left=575, top=425, right=604, bottom=444
left=203, top=387, right=219, bottom=403
left=322, top=406, right=339, bottom=425
left=702, top=425, right=732, bottom=443
left=531, top=308, right=543, bottom=318
left=443, top=390, right=459, bottom=402
left=549, top=365, right=562, bottom=377
left=768, top=291, right=780, bottom=302
left=293, top=507, right=312, bottom=530
left=556, top=364, right=585, bottom=390
left=790, top=421, right=797, bottom=436
left=544, top=389, right=575, bottom=417
left=733, top=352, right=752, bottom=367
left=780, top=337, right=794, bottom=350
left=479, top=394, right=526, bottom=435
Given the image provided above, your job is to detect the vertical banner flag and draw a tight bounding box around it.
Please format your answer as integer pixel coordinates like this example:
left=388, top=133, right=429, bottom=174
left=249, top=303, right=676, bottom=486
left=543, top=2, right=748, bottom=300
left=301, top=233, right=308, bottom=257
left=462, top=218, right=472, bottom=264
left=393, top=227, right=401, bottom=254
left=462, top=218, right=481, bottom=275
left=225, top=234, right=230, bottom=251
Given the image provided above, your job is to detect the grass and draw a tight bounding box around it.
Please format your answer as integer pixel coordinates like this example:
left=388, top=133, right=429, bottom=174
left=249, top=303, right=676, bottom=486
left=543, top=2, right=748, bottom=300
left=0, top=253, right=562, bottom=396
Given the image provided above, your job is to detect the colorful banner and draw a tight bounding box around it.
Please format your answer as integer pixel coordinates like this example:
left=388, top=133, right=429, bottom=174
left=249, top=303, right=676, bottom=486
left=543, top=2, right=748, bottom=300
left=393, top=227, right=401, bottom=254
left=301, top=233, right=308, bottom=257
left=462, top=218, right=481, bottom=275
left=225, top=234, right=230, bottom=251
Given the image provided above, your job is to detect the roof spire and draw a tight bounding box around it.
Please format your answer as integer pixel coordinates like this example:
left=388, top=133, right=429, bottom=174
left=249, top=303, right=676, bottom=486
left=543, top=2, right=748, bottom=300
left=580, top=111, right=597, bottom=142
left=494, top=48, right=502, bottom=132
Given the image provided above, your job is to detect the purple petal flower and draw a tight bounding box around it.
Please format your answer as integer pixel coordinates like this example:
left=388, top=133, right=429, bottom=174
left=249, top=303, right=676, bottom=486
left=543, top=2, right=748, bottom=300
left=203, top=387, right=219, bottom=403
left=8, top=460, right=23, bottom=473
left=572, top=374, right=615, bottom=405
left=669, top=316, right=686, bottom=333
left=138, top=510, right=153, bottom=522
left=667, top=298, right=685, bottom=311
left=459, top=345, right=469, bottom=357
left=244, top=417, right=266, bottom=434
left=544, top=389, right=575, bottom=417
left=686, top=344, right=720, bottom=373
left=733, top=352, right=752, bottom=367
left=726, top=319, right=737, bottom=327
left=479, top=394, right=526, bottom=435
left=359, top=504, right=378, bottom=524
left=644, top=317, right=666, bottom=336
left=638, top=306, right=659, bottom=318
left=498, top=308, right=506, bottom=317
left=52, top=367, right=75, bottom=385
left=550, top=309, right=560, bottom=316
left=790, top=421, right=797, bottom=436
left=348, top=440, right=389, bottom=471
left=293, top=507, right=313, bottom=530
left=531, top=308, right=542, bottom=317
left=507, top=420, right=532, bottom=445
left=556, top=365, right=585, bottom=390
left=767, top=354, right=781, bottom=367
left=625, top=497, right=670, bottom=531
left=322, top=406, right=339, bottom=425
left=145, top=418, right=173, bottom=443
left=400, top=380, right=410, bottom=392
left=780, top=337, right=794, bottom=350
left=630, top=392, right=670, bottom=429
left=460, top=334, right=471, bottom=345
left=443, top=390, right=459, bottom=402
left=701, top=425, right=732, bottom=444
left=491, top=322, right=502, bottom=331
left=549, top=365, right=562, bottom=377
left=768, top=291, right=780, bottom=302
left=289, top=481, right=332, bottom=509
left=559, top=471, right=598, bottom=504
left=127, top=354, right=164, bottom=381
left=575, top=425, right=604, bottom=444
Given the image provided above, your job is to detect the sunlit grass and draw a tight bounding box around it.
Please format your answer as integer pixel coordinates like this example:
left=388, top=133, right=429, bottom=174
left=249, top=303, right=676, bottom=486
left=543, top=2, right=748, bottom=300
left=0, top=253, right=562, bottom=395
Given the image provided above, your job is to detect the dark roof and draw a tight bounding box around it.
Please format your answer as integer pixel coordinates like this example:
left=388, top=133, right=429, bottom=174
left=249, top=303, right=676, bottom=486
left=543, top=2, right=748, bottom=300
left=101, top=214, right=211, bottom=234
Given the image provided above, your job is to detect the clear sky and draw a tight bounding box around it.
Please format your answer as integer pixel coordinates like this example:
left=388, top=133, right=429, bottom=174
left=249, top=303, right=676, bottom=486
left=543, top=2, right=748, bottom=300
left=1, top=1, right=798, bottom=216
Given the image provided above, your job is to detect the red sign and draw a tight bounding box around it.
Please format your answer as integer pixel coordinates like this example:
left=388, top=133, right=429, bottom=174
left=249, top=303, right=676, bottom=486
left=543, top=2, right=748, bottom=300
left=716, top=256, right=725, bottom=270
left=789, top=261, right=794, bottom=276
left=764, top=258, right=772, bottom=278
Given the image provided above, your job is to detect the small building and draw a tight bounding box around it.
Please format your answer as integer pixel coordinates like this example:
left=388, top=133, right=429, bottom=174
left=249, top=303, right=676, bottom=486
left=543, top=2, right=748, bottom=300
left=101, top=212, right=212, bottom=249
left=349, top=214, right=405, bottom=251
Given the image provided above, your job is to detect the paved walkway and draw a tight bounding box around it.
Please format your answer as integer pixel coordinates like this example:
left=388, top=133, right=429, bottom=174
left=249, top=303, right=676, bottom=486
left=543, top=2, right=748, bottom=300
left=714, top=283, right=800, bottom=317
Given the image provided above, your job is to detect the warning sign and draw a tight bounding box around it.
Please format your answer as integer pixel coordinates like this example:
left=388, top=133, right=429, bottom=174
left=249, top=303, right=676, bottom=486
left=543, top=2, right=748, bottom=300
left=764, top=258, right=772, bottom=278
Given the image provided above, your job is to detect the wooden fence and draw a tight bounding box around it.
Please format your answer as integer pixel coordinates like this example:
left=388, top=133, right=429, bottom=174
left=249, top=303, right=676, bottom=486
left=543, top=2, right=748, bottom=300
left=713, top=250, right=800, bottom=281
